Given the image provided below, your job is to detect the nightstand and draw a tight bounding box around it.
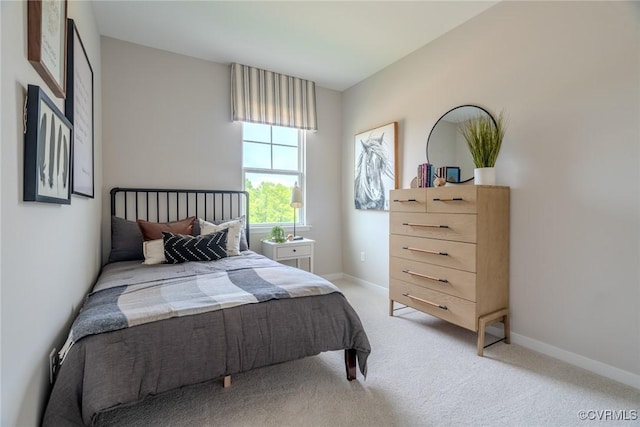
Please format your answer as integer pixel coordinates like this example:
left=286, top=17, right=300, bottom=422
left=261, top=238, right=315, bottom=273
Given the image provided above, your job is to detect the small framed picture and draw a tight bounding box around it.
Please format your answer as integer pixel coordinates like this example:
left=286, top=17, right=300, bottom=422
left=437, top=166, right=461, bottom=184
left=445, top=166, right=461, bottom=183
left=24, top=84, right=73, bottom=204
left=27, top=0, right=68, bottom=98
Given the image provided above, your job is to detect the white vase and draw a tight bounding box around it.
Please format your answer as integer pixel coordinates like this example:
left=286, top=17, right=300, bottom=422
left=474, top=167, right=496, bottom=185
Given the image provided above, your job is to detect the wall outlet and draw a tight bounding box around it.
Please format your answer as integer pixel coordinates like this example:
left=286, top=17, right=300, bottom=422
left=360, top=251, right=365, bottom=262
left=49, top=348, right=59, bottom=384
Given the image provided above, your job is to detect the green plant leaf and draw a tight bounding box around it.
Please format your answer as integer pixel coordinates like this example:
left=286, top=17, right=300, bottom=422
left=269, top=225, right=286, bottom=243
left=460, top=111, right=506, bottom=168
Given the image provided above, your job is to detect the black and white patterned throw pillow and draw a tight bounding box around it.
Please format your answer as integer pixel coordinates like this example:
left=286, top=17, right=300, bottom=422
left=162, top=229, right=228, bottom=264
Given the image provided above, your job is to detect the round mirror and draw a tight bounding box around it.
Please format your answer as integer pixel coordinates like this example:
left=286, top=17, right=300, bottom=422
left=426, top=105, right=496, bottom=183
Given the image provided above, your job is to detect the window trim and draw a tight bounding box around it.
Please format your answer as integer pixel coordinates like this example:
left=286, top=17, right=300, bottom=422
left=242, top=124, right=306, bottom=228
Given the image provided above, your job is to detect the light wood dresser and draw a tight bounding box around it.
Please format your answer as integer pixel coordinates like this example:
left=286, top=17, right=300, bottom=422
left=388, top=186, right=510, bottom=356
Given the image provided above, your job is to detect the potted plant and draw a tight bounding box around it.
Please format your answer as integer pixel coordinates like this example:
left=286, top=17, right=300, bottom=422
left=268, top=225, right=286, bottom=243
left=460, top=111, right=506, bottom=185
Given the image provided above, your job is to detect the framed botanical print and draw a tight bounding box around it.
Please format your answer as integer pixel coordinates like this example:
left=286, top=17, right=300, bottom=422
left=24, top=84, right=73, bottom=204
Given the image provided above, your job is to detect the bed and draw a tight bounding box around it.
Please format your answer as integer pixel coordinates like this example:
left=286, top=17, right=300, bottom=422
left=42, top=188, right=371, bottom=426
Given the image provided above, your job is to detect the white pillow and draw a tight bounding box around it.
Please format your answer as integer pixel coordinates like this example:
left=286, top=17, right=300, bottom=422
left=142, top=239, right=166, bottom=265
left=198, top=218, right=243, bottom=256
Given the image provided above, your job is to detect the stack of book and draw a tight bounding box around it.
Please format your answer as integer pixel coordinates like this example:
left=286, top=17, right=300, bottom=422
left=417, top=163, right=434, bottom=188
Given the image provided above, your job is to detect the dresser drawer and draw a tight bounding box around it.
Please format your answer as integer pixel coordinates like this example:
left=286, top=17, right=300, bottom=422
left=390, top=189, right=427, bottom=212
left=275, top=244, right=311, bottom=259
left=390, top=279, right=476, bottom=331
left=426, top=187, right=477, bottom=214
left=390, top=234, right=476, bottom=272
left=390, top=257, right=476, bottom=301
left=390, top=212, right=477, bottom=243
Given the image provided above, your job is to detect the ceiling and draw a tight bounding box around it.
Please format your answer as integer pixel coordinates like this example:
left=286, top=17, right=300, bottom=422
left=92, top=1, right=498, bottom=91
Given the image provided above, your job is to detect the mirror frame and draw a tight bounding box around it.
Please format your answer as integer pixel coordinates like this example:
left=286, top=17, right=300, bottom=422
left=426, top=104, right=496, bottom=183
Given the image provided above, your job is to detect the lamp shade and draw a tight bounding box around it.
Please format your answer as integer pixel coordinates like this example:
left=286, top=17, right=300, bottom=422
left=290, top=183, right=303, bottom=208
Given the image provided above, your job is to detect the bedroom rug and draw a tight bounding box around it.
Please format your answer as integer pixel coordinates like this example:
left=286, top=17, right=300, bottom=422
left=96, top=279, right=639, bottom=427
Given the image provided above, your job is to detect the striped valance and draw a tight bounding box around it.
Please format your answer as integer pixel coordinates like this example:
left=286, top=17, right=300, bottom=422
left=231, top=63, right=317, bottom=131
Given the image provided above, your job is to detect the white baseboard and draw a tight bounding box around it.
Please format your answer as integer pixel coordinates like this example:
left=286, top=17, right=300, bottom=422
left=341, top=274, right=388, bottom=296
left=339, top=275, right=640, bottom=391
left=320, top=272, right=345, bottom=282
left=487, top=326, right=640, bottom=390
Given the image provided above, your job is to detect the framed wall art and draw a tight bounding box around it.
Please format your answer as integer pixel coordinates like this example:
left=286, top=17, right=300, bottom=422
left=354, top=121, right=398, bottom=211
left=28, top=0, right=68, bottom=98
left=65, top=19, right=94, bottom=198
left=24, top=84, right=73, bottom=204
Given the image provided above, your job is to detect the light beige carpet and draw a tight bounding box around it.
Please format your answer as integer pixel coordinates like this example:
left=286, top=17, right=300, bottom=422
left=97, top=279, right=639, bottom=426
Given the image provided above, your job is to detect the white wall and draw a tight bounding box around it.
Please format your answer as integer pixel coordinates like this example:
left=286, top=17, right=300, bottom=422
left=342, top=1, right=639, bottom=386
left=0, top=1, right=103, bottom=425
left=0, top=2, right=4, bottom=421
left=101, top=37, right=344, bottom=275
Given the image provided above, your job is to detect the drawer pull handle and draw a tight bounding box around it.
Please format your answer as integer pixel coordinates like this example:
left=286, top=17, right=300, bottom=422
left=432, top=197, right=463, bottom=202
left=393, top=199, right=418, bottom=203
left=402, top=293, right=448, bottom=310
left=292, top=249, right=296, bottom=252
left=402, top=269, right=449, bottom=283
left=402, top=246, right=448, bottom=256
left=402, top=222, right=449, bottom=229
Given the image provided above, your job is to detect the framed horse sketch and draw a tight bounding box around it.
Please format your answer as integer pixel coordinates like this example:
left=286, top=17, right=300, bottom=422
left=354, top=122, right=398, bottom=210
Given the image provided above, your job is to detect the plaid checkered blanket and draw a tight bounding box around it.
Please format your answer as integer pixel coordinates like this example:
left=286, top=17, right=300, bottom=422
left=60, top=252, right=340, bottom=363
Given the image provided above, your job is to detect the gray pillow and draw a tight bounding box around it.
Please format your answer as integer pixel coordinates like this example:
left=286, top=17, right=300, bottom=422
left=239, top=230, right=248, bottom=251
left=108, top=216, right=144, bottom=263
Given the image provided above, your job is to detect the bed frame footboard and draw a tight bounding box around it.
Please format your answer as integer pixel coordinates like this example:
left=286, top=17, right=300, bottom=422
left=345, top=349, right=357, bottom=381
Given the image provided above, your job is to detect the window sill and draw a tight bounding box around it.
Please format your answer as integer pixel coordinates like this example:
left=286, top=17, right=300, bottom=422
left=250, top=224, right=312, bottom=235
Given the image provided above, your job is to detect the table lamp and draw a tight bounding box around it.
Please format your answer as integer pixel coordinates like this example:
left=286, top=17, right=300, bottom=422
left=290, top=182, right=303, bottom=240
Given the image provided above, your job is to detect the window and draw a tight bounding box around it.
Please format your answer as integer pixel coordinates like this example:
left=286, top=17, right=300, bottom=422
left=242, top=123, right=305, bottom=227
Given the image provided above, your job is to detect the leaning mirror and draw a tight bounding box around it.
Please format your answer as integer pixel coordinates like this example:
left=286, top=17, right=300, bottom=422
left=426, top=105, right=495, bottom=183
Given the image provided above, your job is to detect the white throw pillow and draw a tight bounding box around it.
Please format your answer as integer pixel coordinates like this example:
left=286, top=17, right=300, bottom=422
left=198, top=218, right=243, bottom=256
left=142, top=239, right=166, bottom=265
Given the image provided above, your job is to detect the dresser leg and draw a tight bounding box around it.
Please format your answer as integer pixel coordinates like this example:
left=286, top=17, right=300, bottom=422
left=389, top=299, right=394, bottom=316
left=477, top=328, right=486, bottom=356
left=477, top=308, right=510, bottom=356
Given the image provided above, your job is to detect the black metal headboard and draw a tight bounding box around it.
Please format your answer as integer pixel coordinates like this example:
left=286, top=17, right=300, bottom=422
left=110, top=187, right=250, bottom=247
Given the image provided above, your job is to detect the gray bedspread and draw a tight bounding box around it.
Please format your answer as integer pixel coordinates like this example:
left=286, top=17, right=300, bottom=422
left=43, top=252, right=371, bottom=426
left=59, top=252, right=342, bottom=362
